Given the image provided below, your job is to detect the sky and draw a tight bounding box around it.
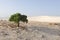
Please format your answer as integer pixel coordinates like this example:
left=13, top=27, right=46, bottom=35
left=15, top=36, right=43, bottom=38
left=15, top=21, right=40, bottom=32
left=0, top=0, right=60, bottom=18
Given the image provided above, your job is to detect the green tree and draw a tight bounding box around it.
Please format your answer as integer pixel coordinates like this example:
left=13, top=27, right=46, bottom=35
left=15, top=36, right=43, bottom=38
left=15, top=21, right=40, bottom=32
left=9, top=13, right=28, bottom=27
left=21, top=15, right=28, bottom=23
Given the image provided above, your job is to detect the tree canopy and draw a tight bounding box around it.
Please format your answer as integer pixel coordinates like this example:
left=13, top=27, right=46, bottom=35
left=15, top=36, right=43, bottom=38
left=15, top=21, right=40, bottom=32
left=9, top=13, right=28, bottom=27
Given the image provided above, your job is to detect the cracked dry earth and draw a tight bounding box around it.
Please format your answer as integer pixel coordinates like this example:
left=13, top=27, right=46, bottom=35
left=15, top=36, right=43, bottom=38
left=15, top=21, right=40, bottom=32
left=0, top=25, right=60, bottom=40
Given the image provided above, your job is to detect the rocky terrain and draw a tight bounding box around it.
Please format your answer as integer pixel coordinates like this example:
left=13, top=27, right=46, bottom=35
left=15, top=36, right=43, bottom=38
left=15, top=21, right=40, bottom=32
left=0, top=20, right=60, bottom=40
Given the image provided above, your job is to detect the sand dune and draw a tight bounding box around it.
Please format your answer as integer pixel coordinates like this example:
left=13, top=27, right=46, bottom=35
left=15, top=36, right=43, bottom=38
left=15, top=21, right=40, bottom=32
left=28, top=16, right=60, bottom=23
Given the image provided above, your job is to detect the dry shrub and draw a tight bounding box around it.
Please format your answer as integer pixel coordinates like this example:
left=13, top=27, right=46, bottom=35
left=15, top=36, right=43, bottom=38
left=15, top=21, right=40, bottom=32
left=49, top=23, right=52, bottom=25
left=54, top=23, right=58, bottom=25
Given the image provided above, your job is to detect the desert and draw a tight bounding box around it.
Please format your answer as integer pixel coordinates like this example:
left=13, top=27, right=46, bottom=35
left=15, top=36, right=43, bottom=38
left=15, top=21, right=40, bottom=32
left=0, top=0, right=60, bottom=40
left=0, top=16, right=60, bottom=40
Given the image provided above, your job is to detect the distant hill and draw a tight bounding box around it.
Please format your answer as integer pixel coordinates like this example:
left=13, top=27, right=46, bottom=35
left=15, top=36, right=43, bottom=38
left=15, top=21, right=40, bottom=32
left=27, top=16, right=60, bottom=23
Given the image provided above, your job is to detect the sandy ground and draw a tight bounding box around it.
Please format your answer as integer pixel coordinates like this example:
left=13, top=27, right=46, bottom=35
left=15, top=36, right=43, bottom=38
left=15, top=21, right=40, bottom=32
left=0, top=20, right=60, bottom=40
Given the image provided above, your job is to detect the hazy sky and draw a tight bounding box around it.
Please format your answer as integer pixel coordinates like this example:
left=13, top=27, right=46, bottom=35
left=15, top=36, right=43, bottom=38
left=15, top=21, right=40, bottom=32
left=0, top=0, right=60, bottom=17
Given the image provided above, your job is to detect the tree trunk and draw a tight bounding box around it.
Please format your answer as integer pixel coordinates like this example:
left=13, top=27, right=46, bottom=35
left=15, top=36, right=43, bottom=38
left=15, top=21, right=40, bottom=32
left=18, top=22, right=19, bottom=27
